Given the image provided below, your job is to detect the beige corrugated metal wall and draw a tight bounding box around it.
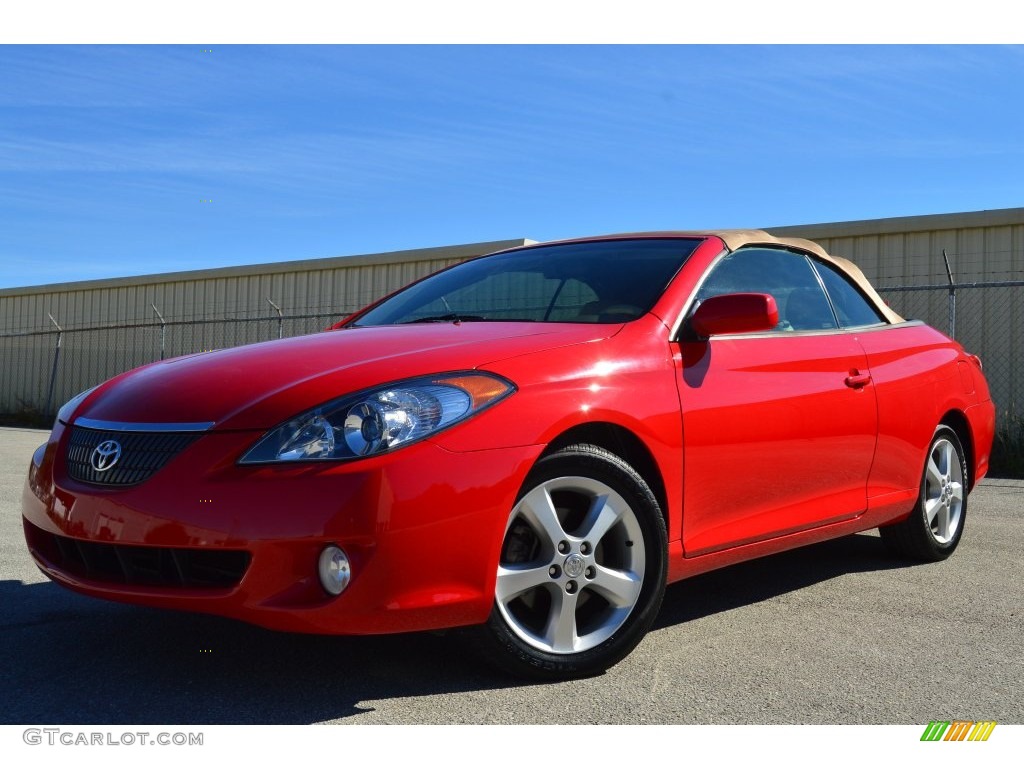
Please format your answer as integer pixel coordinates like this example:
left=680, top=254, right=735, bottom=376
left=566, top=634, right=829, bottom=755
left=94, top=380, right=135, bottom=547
left=0, top=239, right=529, bottom=416
left=772, top=207, right=1024, bottom=284
left=2, top=208, right=1024, bottom=426
left=0, top=239, right=531, bottom=332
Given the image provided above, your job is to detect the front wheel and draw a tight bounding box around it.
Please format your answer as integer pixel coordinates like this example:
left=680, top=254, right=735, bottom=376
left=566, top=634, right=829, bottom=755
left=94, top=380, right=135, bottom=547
left=880, top=426, right=968, bottom=561
left=477, top=443, right=667, bottom=679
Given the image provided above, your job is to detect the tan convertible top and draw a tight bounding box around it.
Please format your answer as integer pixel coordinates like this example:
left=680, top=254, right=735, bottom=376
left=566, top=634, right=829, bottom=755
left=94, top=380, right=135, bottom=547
left=706, top=229, right=904, bottom=324
left=573, top=229, right=904, bottom=325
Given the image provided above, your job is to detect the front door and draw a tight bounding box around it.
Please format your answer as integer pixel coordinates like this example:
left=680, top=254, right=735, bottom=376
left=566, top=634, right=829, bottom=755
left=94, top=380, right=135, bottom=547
left=675, top=247, right=878, bottom=556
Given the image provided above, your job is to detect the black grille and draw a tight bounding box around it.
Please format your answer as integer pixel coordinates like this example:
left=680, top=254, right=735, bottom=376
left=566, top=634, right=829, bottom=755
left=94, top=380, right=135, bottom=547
left=25, top=521, right=250, bottom=589
left=66, top=427, right=200, bottom=486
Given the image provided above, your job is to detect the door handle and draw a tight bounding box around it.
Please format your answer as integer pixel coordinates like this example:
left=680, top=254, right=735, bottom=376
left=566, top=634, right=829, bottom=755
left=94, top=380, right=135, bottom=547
left=845, top=372, right=872, bottom=389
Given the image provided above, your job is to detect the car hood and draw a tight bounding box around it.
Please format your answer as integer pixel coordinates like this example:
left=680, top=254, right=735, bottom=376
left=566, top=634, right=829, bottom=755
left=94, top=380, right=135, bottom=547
left=74, top=322, right=611, bottom=431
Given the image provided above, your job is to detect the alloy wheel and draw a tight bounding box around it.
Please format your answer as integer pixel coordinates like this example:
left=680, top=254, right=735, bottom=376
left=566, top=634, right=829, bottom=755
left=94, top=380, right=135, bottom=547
left=496, top=475, right=646, bottom=655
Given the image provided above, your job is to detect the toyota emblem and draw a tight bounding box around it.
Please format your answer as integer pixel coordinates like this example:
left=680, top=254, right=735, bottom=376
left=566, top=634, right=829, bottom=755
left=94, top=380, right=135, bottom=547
left=91, top=440, right=122, bottom=472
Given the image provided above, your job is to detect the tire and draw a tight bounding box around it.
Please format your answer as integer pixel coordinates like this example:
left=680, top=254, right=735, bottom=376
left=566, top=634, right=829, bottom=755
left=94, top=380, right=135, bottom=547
left=477, top=443, right=667, bottom=679
left=879, top=426, right=968, bottom=561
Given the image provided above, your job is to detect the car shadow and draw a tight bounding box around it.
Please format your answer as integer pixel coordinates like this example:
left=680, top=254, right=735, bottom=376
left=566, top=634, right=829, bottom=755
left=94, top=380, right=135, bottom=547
left=0, top=532, right=909, bottom=724
left=0, top=578, right=506, bottom=724
left=655, top=531, right=905, bottom=629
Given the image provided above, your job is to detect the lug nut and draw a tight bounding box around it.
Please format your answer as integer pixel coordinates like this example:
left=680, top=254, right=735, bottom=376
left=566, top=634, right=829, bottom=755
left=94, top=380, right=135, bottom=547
left=558, top=541, right=569, bottom=554
left=566, top=581, right=577, bottom=594
left=549, top=565, right=561, bottom=578
left=580, top=542, right=591, bottom=555
left=585, top=566, right=595, bottom=579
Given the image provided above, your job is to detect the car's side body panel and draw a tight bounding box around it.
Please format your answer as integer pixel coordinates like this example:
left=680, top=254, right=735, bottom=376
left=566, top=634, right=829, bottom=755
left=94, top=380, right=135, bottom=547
left=674, top=332, right=877, bottom=556
left=855, top=322, right=992, bottom=502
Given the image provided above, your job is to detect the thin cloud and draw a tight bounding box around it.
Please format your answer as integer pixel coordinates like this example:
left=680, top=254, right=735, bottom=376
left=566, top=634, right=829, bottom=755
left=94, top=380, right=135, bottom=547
left=2, top=45, right=1023, bottom=289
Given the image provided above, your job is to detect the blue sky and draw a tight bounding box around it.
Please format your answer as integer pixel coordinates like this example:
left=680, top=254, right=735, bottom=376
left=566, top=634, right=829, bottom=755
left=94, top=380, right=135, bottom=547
left=1, top=44, right=1023, bottom=289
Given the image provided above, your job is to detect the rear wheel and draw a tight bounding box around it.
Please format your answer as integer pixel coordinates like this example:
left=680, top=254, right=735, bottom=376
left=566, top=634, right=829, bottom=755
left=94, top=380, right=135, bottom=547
left=478, top=444, right=667, bottom=679
left=880, top=426, right=967, bottom=561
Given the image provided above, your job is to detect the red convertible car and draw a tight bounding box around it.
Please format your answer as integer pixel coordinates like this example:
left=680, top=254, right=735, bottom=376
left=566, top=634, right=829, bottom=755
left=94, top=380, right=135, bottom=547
left=22, top=231, right=995, bottom=678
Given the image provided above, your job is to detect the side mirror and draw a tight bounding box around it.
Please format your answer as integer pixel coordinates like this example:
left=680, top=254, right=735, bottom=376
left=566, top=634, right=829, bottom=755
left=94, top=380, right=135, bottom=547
left=689, top=292, right=779, bottom=338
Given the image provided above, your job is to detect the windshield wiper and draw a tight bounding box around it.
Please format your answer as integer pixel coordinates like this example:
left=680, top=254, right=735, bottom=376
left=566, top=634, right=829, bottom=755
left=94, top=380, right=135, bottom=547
left=474, top=318, right=539, bottom=322
left=401, top=314, right=540, bottom=324
left=402, top=313, right=488, bottom=324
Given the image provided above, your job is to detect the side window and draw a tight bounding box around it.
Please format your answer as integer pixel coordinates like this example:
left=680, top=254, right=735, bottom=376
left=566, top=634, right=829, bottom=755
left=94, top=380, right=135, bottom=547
left=695, top=248, right=838, bottom=332
left=813, top=260, right=888, bottom=328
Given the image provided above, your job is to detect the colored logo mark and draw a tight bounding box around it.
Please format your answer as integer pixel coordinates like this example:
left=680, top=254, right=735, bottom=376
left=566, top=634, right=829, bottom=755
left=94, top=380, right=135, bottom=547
left=920, top=720, right=997, bottom=742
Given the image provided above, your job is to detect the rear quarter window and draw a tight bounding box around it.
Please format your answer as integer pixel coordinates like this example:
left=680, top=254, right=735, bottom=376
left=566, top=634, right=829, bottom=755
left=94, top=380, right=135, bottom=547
left=813, top=260, right=888, bottom=328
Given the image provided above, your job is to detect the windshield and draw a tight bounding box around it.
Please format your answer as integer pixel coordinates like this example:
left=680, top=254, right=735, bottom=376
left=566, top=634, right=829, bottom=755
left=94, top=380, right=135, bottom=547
left=351, top=238, right=702, bottom=326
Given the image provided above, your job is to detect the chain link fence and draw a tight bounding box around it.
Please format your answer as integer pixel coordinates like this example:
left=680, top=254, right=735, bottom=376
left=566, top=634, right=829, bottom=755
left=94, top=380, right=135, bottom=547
left=0, top=308, right=344, bottom=426
left=2, top=281, right=1022, bottom=474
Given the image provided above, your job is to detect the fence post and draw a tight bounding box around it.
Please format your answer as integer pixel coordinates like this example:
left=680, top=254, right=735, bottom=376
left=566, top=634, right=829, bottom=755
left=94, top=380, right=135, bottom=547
left=942, top=249, right=956, bottom=338
left=43, top=313, right=63, bottom=419
left=267, top=298, right=283, bottom=340
left=152, top=304, right=167, bottom=360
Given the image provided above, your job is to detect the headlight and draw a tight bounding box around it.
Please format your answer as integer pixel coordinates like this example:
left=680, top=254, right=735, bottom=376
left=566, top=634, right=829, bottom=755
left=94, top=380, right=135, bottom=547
left=55, top=385, right=99, bottom=427
left=239, top=372, right=515, bottom=464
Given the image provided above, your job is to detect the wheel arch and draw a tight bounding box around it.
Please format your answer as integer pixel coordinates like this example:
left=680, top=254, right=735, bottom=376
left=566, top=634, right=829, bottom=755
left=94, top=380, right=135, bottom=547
left=940, top=409, right=975, bottom=490
left=541, top=422, right=670, bottom=532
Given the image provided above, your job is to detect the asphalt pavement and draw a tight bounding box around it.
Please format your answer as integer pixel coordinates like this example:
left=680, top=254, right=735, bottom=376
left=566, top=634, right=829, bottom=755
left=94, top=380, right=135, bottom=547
left=1, top=426, right=1020, bottom=724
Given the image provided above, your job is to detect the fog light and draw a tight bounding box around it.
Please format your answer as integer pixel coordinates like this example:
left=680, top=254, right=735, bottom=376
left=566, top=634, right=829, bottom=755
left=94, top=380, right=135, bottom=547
left=318, top=545, right=351, bottom=595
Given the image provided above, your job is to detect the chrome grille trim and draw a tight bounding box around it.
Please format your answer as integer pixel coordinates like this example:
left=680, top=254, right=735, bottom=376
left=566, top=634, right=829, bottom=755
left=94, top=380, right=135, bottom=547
left=72, top=418, right=215, bottom=432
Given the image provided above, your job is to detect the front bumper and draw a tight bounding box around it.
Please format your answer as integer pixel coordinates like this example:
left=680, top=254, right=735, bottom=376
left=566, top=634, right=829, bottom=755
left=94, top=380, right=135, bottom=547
left=23, top=422, right=541, bottom=635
